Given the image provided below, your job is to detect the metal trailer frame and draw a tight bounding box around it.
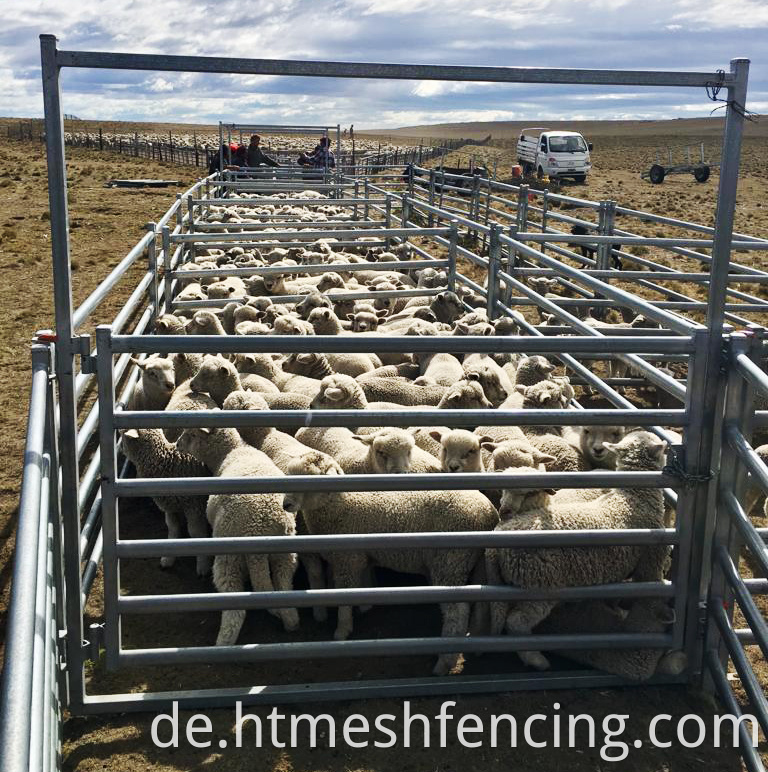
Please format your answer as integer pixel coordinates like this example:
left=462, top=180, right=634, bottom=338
left=2, top=32, right=765, bottom=772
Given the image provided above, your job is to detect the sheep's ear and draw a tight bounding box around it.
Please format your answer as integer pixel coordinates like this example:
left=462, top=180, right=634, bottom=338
left=376, top=309, right=389, bottom=318
left=542, top=361, right=555, bottom=372
left=345, top=314, right=356, bottom=321
left=429, top=429, right=446, bottom=442
left=455, top=322, right=468, bottom=334
left=123, top=429, right=140, bottom=439
left=200, top=285, right=209, bottom=295
left=131, top=357, right=146, bottom=370
left=447, top=393, right=461, bottom=404
left=296, top=353, right=314, bottom=363
left=352, top=434, right=375, bottom=445
left=482, top=326, right=493, bottom=336
left=533, top=450, right=556, bottom=464
left=481, top=441, right=500, bottom=451
left=156, top=319, right=168, bottom=331
left=515, top=385, right=527, bottom=395
left=651, top=440, right=669, bottom=460
left=198, top=426, right=211, bottom=435
left=537, top=392, right=549, bottom=405
left=544, top=487, right=557, bottom=496
left=476, top=435, right=494, bottom=445
left=218, top=365, right=229, bottom=375
left=465, top=370, right=480, bottom=382
left=602, top=441, right=619, bottom=452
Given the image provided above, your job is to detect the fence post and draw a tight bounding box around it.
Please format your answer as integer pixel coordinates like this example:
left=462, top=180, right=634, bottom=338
left=447, top=219, right=458, bottom=294
left=162, top=225, right=172, bottom=313
left=504, top=223, right=520, bottom=306
left=400, top=192, right=410, bottom=230
left=134, top=132, right=138, bottom=157
left=363, top=178, right=370, bottom=221
left=98, top=127, right=103, bottom=151
left=516, top=183, right=530, bottom=231
left=427, top=169, right=436, bottom=227
left=540, top=188, right=549, bottom=254
left=486, top=223, right=502, bottom=320
left=146, top=223, right=159, bottom=321
left=353, top=180, right=359, bottom=221
left=384, top=195, right=392, bottom=248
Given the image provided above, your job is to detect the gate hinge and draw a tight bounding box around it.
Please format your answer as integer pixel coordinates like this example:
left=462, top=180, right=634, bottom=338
left=74, top=333, right=97, bottom=374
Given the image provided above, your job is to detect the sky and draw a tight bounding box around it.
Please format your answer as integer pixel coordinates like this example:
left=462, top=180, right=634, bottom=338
left=0, top=0, right=766, bottom=130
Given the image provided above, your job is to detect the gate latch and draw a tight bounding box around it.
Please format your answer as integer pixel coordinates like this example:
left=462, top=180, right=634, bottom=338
left=75, top=334, right=96, bottom=374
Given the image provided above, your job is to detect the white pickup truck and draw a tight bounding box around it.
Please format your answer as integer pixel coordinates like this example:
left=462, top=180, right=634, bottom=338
left=516, top=128, right=593, bottom=182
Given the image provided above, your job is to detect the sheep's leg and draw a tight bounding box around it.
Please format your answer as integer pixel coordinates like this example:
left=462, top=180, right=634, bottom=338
left=301, top=553, right=328, bottom=622
left=430, top=555, right=474, bottom=676
left=505, top=600, right=557, bottom=671
left=485, top=549, right=509, bottom=636
left=161, top=509, right=183, bottom=569
left=186, top=505, right=212, bottom=577
left=213, top=554, right=247, bottom=646
left=268, top=552, right=300, bottom=631
left=247, top=554, right=299, bottom=633
left=330, top=555, right=368, bottom=641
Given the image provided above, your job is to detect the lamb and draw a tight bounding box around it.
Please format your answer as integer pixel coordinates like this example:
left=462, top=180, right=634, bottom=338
left=126, top=355, right=176, bottom=411
left=296, top=289, right=334, bottom=319
left=170, top=352, right=204, bottom=385
left=185, top=310, right=227, bottom=336
left=536, top=598, right=686, bottom=681
left=205, top=277, right=247, bottom=300
left=233, top=352, right=322, bottom=398
left=283, top=451, right=499, bottom=675
left=120, top=428, right=211, bottom=575
left=284, top=350, right=381, bottom=379
left=189, top=354, right=278, bottom=405
left=436, top=379, right=493, bottom=410
left=273, top=315, right=315, bottom=336
left=562, top=425, right=626, bottom=469
left=154, top=314, right=187, bottom=335
left=177, top=426, right=299, bottom=643
left=509, top=355, right=555, bottom=389
left=414, top=352, right=465, bottom=387
left=296, top=426, right=441, bottom=474
left=462, top=361, right=510, bottom=408
left=358, top=376, right=447, bottom=406
left=430, top=429, right=492, bottom=473
left=486, top=431, right=669, bottom=670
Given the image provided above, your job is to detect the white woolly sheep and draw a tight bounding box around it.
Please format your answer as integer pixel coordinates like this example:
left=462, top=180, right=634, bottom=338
left=126, top=355, right=175, bottom=411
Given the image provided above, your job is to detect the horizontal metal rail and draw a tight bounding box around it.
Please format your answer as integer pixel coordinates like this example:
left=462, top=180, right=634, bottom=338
left=171, top=226, right=450, bottom=242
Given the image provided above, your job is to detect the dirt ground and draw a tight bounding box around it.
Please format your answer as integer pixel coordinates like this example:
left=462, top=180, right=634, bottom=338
left=1, top=117, right=768, bottom=771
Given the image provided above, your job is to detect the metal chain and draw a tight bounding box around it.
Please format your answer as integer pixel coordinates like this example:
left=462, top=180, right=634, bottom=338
left=662, top=445, right=713, bottom=488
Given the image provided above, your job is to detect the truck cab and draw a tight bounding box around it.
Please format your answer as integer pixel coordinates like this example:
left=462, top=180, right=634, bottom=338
left=516, top=128, right=592, bottom=182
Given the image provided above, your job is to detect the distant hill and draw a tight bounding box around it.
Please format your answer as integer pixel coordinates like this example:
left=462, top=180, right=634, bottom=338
left=359, top=116, right=767, bottom=141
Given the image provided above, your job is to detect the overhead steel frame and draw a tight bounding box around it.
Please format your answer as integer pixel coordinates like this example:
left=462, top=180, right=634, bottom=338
left=10, top=31, right=750, bottom=768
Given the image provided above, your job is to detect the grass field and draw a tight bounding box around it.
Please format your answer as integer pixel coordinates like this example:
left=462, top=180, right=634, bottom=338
left=1, top=116, right=767, bottom=771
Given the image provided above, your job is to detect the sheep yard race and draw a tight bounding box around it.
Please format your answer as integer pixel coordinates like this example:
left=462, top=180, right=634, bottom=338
left=1, top=5, right=768, bottom=772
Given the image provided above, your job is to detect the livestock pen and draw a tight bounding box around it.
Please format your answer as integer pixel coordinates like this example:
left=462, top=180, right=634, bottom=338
left=3, top=34, right=768, bottom=772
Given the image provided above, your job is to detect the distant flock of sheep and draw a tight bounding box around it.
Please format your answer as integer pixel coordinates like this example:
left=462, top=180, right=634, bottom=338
left=63, top=130, right=410, bottom=156
left=120, top=187, right=690, bottom=681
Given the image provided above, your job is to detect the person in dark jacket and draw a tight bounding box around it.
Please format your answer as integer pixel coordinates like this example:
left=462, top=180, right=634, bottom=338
left=246, top=134, right=280, bottom=167
left=233, top=144, right=248, bottom=166
left=208, top=143, right=231, bottom=174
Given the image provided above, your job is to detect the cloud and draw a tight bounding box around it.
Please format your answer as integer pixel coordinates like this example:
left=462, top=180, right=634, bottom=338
left=0, top=0, right=764, bottom=129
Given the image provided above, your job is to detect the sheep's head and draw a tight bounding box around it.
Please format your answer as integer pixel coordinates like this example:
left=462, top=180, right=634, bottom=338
left=185, top=311, right=222, bottom=335
left=431, top=291, right=464, bottom=323
left=514, top=355, right=555, bottom=385
left=603, top=430, right=668, bottom=471
left=494, top=313, right=524, bottom=336
left=297, top=290, right=333, bottom=319
left=311, top=374, right=366, bottom=409
left=315, top=272, right=345, bottom=292
left=176, top=425, right=213, bottom=460
left=349, top=310, right=382, bottom=332
left=431, top=429, right=486, bottom=473
left=307, top=307, right=338, bottom=332
left=516, top=379, right=565, bottom=410
left=353, top=429, right=415, bottom=474
left=579, top=426, right=625, bottom=467
left=283, top=451, right=344, bottom=513
left=131, top=356, right=175, bottom=396
left=482, top=439, right=555, bottom=472
left=463, top=364, right=507, bottom=407
left=497, top=466, right=556, bottom=520
left=222, top=389, right=269, bottom=413
left=273, top=315, right=313, bottom=336
left=232, top=352, right=281, bottom=379
left=120, top=428, right=159, bottom=459
left=284, top=352, right=325, bottom=375
left=154, top=314, right=186, bottom=335
left=438, top=380, right=493, bottom=410
left=206, top=279, right=242, bottom=300
left=189, top=355, right=236, bottom=398
left=233, top=304, right=263, bottom=326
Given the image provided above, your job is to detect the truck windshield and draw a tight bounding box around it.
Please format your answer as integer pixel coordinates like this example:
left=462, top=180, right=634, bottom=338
left=548, top=136, right=587, bottom=153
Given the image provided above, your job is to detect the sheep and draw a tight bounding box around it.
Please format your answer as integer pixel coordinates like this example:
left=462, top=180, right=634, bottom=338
left=273, top=315, right=315, bottom=336
left=185, top=310, right=227, bottom=336
left=306, top=307, right=347, bottom=336
left=296, top=289, right=334, bottom=319
left=536, top=598, right=686, bottom=681
left=126, top=355, right=176, bottom=411
left=189, top=354, right=278, bottom=405
left=462, top=360, right=510, bottom=408
left=430, top=429, right=492, bottom=473
left=177, top=426, right=299, bottom=643
left=285, top=350, right=381, bottom=379
left=283, top=451, right=499, bottom=675
left=358, top=376, right=447, bottom=406
left=205, top=277, right=247, bottom=300
left=163, top=370, right=219, bottom=444
left=232, top=352, right=322, bottom=397
left=436, top=379, right=493, bottom=410
left=486, top=431, right=669, bottom=670
left=296, top=426, right=441, bottom=474
left=414, top=352, right=465, bottom=387
left=509, top=355, right=555, bottom=389
left=154, top=314, right=187, bottom=335
left=120, top=428, right=211, bottom=575
left=562, top=425, right=627, bottom=469
left=170, top=352, right=204, bottom=386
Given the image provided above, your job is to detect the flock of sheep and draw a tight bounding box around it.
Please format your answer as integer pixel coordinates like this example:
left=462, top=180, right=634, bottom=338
left=120, top=187, right=688, bottom=681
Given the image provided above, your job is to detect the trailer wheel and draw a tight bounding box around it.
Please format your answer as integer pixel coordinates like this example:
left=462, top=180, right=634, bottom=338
left=649, top=164, right=666, bottom=184
left=694, top=165, right=711, bottom=183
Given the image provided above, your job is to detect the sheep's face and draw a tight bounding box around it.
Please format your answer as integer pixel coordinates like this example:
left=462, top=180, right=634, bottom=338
left=134, top=356, right=175, bottom=395
left=518, top=380, right=565, bottom=410
left=206, top=279, right=241, bottom=299
left=189, top=355, right=235, bottom=393
left=312, top=375, right=360, bottom=408
left=262, top=276, right=283, bottom=293
left=484, top=440, right=555, bottom=473
left=580, top=426, right=625, bottom=467
left=186, top=312, right=221, bottom=335
left=437, top=430, right=483, bottom=473
left=154, top=314, right=184, bottom=335
left=431, top=291, right=463, bottom=323
left=464, top=366, right=507, bottom=407
left=274, top=316, right=308, bottom=335
left=354, top=430, right=414, bottom=474
left=351, top=311, right=379, bottom=332
left=439, top=380, right=493, bottom=410
left=176, top=426, right=212, bottom=460
left=604, top=431, right=668, bottom=471
left=494, top=316, right=520, bottom=336
left=283, top=451, right=343, bottom=512
left=516, top=355, right=555, bottom=384
left=307, top=307, right=336, bottom=331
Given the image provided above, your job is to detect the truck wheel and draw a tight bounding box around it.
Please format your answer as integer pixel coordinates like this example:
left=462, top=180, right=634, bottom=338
left=649, top=164, right=665, bottom=184
left=537, top=166, right=545, bottom=179
left=694, top=165, right=710, bottom=183
left=574, top=174, right=586, bottom=183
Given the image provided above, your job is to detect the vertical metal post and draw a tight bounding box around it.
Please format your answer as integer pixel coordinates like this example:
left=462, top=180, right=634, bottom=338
left=516, top=184, right=529, bottom=230
left=702, top=333, right=755, bottom=689
left=401, top=192, right=410, bottom=230
left=447, top=219, right=458, bottom=294
left=363, top=178, right=370, bottom=222
left=162, top=226, right=172, bottom=313
left=146, top=223, right=159, bottom=323
left=486, top=223, right=502, bottom=320
left=39, top=33, right=86, bottom=713
left=540, top=188, right=549, bottom=254
left=353, top=180, right=359, bottom=221
left=428, top=169, right=436, bottom=227
left=385, top=195, right=392, bottom=248
left=95, top=326, right=120, bottom=670
left=504, top=224, right=519, bottom=306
